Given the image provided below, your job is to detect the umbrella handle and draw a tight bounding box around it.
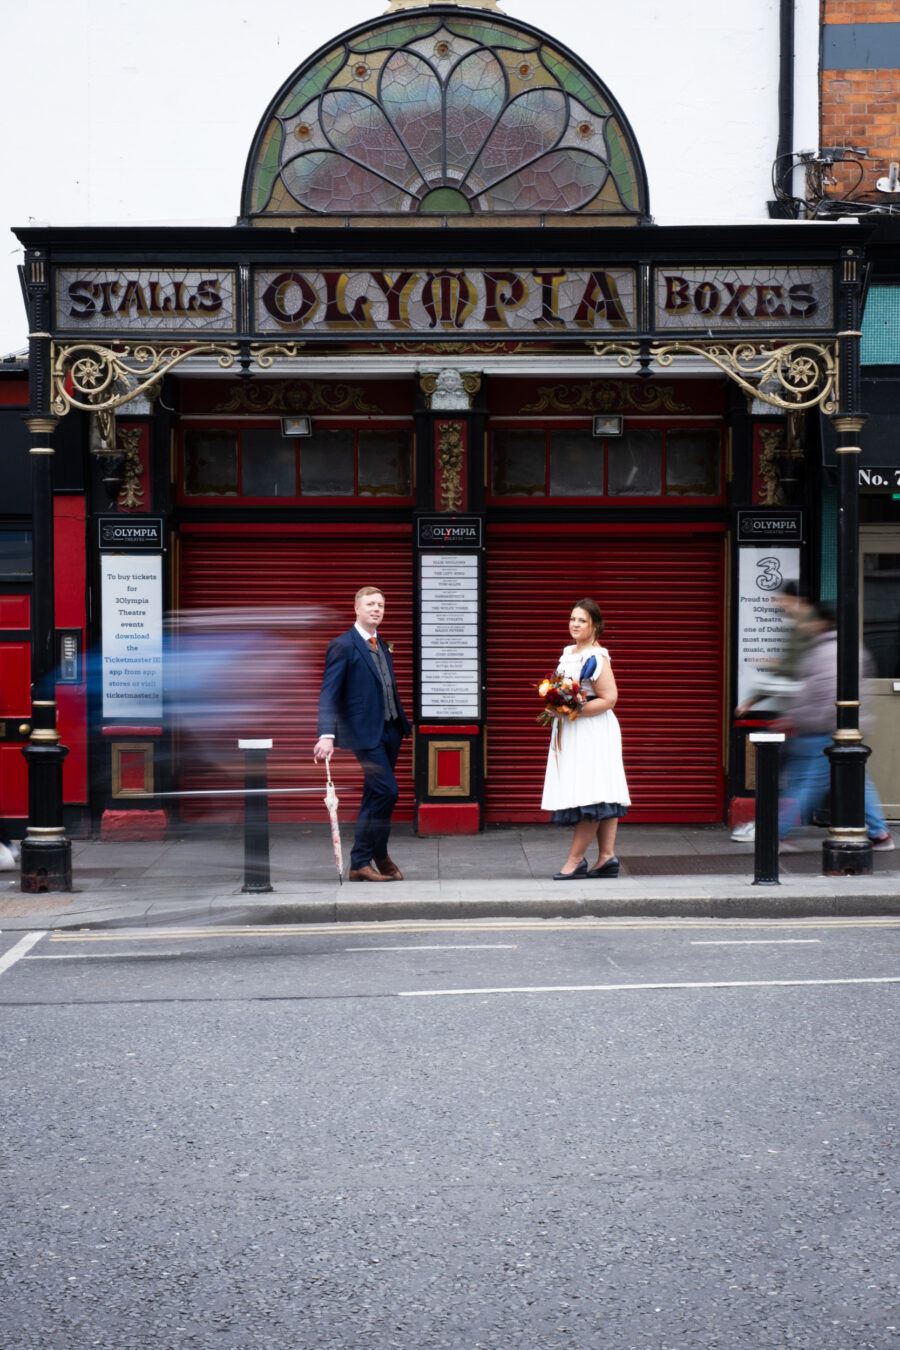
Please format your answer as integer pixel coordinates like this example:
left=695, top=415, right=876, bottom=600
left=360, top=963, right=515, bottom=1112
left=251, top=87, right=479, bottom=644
left=318, top=753, right=334, bottom=791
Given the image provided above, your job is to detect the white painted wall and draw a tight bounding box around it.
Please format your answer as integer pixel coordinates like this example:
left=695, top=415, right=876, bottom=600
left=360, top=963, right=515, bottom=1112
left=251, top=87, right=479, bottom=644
left=0, top=0, right=820, bottom=356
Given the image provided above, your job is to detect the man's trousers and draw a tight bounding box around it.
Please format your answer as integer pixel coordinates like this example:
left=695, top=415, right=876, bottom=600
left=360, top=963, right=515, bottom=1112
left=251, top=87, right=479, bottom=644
left=350, top=720, right=404, bottom=868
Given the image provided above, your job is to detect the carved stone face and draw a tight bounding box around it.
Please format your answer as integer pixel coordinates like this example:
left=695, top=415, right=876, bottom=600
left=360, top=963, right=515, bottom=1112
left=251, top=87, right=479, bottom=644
left=431, top=369, right=468, bottom=411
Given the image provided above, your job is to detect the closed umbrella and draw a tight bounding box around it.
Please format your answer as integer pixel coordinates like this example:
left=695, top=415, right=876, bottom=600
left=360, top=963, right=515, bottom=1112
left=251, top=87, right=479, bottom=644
left=321, top=756, right=343, bottom=884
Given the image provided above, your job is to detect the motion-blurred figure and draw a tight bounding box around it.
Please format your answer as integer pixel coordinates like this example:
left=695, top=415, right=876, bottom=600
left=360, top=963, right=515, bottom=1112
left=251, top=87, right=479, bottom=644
left=732, top=582, right=814, bottom=841
left=776, top=602, right=893, bottom=851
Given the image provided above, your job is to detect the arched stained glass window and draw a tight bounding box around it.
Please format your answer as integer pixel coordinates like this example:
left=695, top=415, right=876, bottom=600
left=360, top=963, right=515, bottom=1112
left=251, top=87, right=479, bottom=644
left=242, top=6, right=649, bottom=221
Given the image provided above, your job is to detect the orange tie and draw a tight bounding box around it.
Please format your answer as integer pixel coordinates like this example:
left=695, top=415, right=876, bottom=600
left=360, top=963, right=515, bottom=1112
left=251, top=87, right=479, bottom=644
left=369, top=636, right=377, bottom=650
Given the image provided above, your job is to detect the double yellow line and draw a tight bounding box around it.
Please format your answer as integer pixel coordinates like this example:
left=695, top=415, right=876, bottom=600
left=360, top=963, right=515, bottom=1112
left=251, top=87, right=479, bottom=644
left=48, top=915, right=900, bottom=943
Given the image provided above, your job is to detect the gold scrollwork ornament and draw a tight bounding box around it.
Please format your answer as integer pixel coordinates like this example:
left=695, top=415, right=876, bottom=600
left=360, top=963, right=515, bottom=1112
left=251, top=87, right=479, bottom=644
left=436, top=421, right=465, bottom=512
left=51, top=341, right=239, bottom=419
left=114, top=427, right=145, bottom=511
left=590, top=338, right=838, bottom=413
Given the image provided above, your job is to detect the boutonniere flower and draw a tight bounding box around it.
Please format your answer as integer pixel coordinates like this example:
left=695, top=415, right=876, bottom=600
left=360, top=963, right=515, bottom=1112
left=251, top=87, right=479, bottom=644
left=387, top=642, right=395, bottom=654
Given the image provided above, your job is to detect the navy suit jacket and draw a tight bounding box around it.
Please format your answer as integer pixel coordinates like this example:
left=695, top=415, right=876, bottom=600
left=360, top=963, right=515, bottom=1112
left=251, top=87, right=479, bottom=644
left=317, top=627, right=411, bottom=751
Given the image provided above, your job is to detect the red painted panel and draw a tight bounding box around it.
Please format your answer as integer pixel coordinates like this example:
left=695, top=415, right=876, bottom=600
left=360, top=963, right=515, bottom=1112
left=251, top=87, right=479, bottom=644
left=434, top=746, right=463, bottom=790
left=488, top=376, right=727, bottom=417
left=101, top=725, right=163, bottom=736
left=0, top=642, right=30, bottom=717
left=120, top=750, right=148, bottom=793
left=178, top=378, right=413, bottom=416
left=54, top=495, right=87, bottom=803
left=54, top=497, right=86, bottom=628
left=417, top=802, right=479, bottom=834
left=101, top=810, right=167, bottom=840
left=0, top=595, right=30, bottom=628
left=0, top=744, right=28, bottom=815
left=419, top=724, right=479, bottom=735
left=0, top=378, right=27, bottom=405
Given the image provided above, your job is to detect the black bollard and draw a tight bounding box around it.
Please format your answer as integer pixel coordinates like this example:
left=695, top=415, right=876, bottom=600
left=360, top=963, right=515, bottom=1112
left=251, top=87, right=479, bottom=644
left=239, top=738, right=273, bottom=893
left=749, top=732, right=784, bottom=885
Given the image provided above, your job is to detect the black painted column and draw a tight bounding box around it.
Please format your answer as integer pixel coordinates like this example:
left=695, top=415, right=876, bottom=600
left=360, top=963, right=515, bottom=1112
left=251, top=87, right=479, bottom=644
left=20, top=248, right=72, bottom=892
left=823, top=245, right=871, bottom=876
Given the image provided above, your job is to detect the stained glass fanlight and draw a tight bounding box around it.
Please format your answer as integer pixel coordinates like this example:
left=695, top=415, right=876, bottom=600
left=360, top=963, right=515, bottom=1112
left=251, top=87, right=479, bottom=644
left=242, top=5, right=649, bottom=221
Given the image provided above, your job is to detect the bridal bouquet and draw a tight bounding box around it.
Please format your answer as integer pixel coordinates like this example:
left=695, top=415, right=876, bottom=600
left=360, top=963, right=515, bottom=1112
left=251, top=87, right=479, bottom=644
left=536, top=673, right=585, bottom=727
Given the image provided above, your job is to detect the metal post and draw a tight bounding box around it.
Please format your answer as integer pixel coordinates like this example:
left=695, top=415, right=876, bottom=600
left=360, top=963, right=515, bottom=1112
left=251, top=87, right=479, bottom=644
left=239, top=738, right=273, bottom=893
left=750, top=732, right=784, bottom=885
left=824, top=244, right=872, bottom=876
left=19, top=246, right=72, bottom=892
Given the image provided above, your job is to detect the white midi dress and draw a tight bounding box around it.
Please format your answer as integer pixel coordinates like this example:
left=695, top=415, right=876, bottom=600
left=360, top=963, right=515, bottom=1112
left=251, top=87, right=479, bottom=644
left=540, top=645, right=631, bottom=823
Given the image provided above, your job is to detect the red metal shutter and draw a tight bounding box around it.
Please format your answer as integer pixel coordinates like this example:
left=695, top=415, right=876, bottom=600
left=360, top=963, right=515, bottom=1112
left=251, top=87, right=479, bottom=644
left=485, top=524, right=725, bottom=822
left=177, top=524, right=413, bottom=821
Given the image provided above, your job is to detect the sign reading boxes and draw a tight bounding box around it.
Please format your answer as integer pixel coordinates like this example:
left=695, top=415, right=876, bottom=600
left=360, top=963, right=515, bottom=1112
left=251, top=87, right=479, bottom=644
left=420, top=554, right=480, bottom=718
left=101, top=555, right=164, bottom=718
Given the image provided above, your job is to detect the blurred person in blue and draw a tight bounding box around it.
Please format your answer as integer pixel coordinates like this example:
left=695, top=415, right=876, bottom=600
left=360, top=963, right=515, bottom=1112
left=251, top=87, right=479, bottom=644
left=313, top=586, right=411, bottom=882
left=731, top=581, right=814, bottom=842
left=776, top=601, right=893, bottom=851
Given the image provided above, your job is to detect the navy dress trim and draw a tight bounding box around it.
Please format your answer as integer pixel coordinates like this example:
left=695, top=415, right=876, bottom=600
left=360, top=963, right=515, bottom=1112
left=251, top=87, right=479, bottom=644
left=550, top=802, right=629, bottom=825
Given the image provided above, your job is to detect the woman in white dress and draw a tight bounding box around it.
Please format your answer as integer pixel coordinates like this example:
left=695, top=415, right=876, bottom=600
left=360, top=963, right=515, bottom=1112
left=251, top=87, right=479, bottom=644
left=541, top=598, right=630, bottom=878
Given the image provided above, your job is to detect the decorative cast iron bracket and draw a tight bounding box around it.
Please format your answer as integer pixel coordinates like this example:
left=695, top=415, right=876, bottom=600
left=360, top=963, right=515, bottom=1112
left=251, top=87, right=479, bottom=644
left=591, top=338, right=839, bottom=413
left=50, top=341, right=241, bottom=440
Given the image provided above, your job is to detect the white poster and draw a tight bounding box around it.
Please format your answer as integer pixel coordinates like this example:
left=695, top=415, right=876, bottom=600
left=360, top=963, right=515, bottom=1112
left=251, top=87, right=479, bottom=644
left=420, top=553, right=481, bottom=717
left=101, top=555, right=164, bottom=718
left=737, top=548, right=801, bottom=706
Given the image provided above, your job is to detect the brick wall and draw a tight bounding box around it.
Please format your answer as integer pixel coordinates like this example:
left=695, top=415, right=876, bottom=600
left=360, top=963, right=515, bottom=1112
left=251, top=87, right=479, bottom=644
left=821, top=0, right=900, bottom=201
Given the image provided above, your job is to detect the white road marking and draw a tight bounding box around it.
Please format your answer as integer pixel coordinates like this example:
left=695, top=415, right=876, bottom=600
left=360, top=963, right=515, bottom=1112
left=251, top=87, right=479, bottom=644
left=343, top=944, right=517, bottom=952
left=0, top=931, right=47, bottom=976
left=27, top=952, right=184, bottom=960
left=691, top=939, right=822, bottom=946
left=399, top=976, right=900, bottom=998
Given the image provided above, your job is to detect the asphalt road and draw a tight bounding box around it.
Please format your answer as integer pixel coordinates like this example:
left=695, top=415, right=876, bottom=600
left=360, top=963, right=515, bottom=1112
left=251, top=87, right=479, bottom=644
left=1, top=917, right=897, bottom=1350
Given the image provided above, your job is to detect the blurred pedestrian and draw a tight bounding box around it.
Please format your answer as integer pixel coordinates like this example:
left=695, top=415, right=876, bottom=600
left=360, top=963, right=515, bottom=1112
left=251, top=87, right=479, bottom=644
left=732, top=582, right=814, bottom=841
left=777, top=602, right=893, bottom=851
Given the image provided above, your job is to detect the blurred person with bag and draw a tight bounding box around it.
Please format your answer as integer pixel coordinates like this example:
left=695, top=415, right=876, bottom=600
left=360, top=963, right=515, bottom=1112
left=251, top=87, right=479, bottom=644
left=776, top=602, right=893, bottom=851
left=731, top=583, right=814, bottom=842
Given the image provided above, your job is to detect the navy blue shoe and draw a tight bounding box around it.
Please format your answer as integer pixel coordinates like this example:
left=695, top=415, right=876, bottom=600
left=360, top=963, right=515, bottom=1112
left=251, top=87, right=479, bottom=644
left=587, top=856, right=620, bottom=878
left=552, top=859, right=588, bottom=880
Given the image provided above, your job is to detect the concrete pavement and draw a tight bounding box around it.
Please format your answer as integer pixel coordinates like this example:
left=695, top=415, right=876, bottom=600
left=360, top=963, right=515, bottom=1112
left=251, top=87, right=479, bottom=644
left=1, top=822, right=899, bottom=930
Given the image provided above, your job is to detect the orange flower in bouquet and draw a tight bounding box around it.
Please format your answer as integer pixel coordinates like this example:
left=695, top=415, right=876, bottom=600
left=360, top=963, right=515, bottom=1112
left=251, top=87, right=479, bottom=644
left=536, top=672, right=585, bottom=727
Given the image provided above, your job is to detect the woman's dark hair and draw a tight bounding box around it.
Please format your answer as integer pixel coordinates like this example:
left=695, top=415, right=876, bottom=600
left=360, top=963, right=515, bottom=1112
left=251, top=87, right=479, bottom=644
left=571, top=597, right=605, bottom=639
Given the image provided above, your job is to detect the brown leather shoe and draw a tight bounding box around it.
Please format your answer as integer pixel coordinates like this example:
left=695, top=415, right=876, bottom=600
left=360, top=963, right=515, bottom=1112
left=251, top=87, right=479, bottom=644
left=348, top=863, right=390, bottom=882
left=374, top=855, right=403, bottom=881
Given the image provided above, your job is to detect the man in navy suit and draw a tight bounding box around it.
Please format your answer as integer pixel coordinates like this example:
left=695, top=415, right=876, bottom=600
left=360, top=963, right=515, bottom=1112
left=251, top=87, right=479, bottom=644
left=313, top=586, right=411, bottom=882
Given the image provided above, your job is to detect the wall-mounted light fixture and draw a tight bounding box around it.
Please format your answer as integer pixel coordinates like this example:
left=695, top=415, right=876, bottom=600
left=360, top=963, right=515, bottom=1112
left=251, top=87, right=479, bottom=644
left=593, top=415, right=623, bottom=437
left=281, top=415, right=312, bottom=437
left=876, top=161, right=900, bottom=193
